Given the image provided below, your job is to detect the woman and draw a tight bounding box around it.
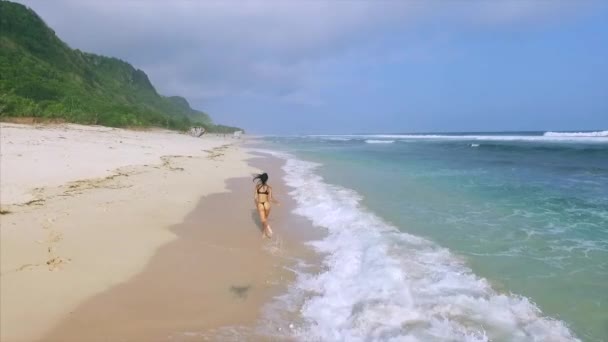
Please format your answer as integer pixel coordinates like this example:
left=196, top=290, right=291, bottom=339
left=253, top=172, right=278, bottom=238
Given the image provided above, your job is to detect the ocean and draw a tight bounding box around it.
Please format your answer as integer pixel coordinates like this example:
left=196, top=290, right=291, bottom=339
left=256, top=131, right=608, bottom=342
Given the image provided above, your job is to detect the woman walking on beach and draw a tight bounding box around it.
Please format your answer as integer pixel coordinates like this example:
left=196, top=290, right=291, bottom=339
left=253, top=173, right=278, bottom=238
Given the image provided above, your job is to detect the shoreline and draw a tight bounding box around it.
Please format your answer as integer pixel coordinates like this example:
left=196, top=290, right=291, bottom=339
left=43, top=154, right=320, bottom=341
left=0, top=123, right=321, bottom=341
left=238, top=139, right=593, bottom=341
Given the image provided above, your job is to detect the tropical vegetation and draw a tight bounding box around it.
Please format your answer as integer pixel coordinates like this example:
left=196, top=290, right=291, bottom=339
left=0, top=1, right=241, bottom=133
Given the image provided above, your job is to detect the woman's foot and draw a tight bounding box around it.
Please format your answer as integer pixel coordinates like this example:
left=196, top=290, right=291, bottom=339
left=262, top=224, right=273, bottom=239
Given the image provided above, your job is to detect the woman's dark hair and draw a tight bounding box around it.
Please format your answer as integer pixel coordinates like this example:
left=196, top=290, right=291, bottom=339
left=253, top=172, right=269, bottom=186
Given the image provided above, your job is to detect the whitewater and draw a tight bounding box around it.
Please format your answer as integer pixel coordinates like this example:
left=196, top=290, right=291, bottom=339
left=248, top=132, right=608, bottom=341
left=310, top=130, right=608, bottom=143
left=256, top=151, right=580, bottom=341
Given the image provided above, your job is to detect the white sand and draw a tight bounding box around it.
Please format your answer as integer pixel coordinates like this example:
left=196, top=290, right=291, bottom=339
left=0, top=123, right=257, bottom=341
left=0, top=123, right=238, bottom=205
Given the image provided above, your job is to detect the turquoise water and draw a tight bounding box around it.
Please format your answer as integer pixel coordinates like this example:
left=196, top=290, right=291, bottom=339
left=261, top=132, right=608, bottom=341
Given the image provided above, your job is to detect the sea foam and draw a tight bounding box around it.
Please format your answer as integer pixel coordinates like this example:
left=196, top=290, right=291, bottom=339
left=326, top=137, right=353, bottom=141
left=543, top=130, right=608, bottom=137
left=365, top=139, right=395, bottom=144
left=266, top=152, right=580, bottom=342
left=312, top=133, right=608, bottom=143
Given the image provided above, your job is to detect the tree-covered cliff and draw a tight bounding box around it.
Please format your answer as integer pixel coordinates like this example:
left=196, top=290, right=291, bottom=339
left=0, top=1, right=240, bottom=133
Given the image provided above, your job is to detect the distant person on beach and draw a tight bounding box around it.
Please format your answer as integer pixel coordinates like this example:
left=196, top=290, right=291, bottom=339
left=253, top=172, right=278, bottom=238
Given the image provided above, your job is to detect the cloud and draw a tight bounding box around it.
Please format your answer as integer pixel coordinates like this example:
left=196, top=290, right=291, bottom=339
left=15, top=0, right=599, bottom=114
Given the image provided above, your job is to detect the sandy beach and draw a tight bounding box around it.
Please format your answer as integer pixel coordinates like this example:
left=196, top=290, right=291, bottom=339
left=2, top=0, right=603, bottom=339
left=0, top=123, right=315, bottom=341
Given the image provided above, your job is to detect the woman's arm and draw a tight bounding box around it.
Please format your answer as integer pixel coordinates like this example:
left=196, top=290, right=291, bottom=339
left=269, top=186, right=280, bottom=204
left=253, top=186, right=258, bottom=205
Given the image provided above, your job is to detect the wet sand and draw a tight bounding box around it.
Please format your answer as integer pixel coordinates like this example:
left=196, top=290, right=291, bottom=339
left=43, top=155, right=321, bottom=341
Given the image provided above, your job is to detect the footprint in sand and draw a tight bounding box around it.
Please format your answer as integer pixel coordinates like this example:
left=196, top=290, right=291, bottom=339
left=15, top=263, right=39, bottom=272
left=46, top=256, right=71, bottom=271
left=39, top=217, right=70, bottom=271
left=47, top=230, right=63, bottom=243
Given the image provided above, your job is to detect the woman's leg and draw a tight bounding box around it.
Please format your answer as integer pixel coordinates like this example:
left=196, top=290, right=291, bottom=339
left=264, top=202, right=271, bottom=220
left=257, top=203, right=269, bottom=237
left=263, top=202, right=272, bottom=238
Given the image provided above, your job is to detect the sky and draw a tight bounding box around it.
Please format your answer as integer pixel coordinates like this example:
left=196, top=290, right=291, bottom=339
left=15, top=0, right=608, bottom=134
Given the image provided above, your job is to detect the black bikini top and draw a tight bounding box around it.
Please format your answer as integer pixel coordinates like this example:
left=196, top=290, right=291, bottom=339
left=257, top=185, right=269, bottom=195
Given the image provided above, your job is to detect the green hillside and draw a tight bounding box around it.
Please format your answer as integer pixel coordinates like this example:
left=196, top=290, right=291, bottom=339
left=0, top=1, right=240, bottom=133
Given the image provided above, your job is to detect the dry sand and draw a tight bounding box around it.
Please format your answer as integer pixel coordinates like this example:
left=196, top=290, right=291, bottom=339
left=0, top=123, right=236, bottom=206
left=0, top=124, right=316, bottom=341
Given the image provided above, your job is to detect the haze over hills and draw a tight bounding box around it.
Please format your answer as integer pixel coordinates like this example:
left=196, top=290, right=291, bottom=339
left=0, top=1, right=240, bottom=132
